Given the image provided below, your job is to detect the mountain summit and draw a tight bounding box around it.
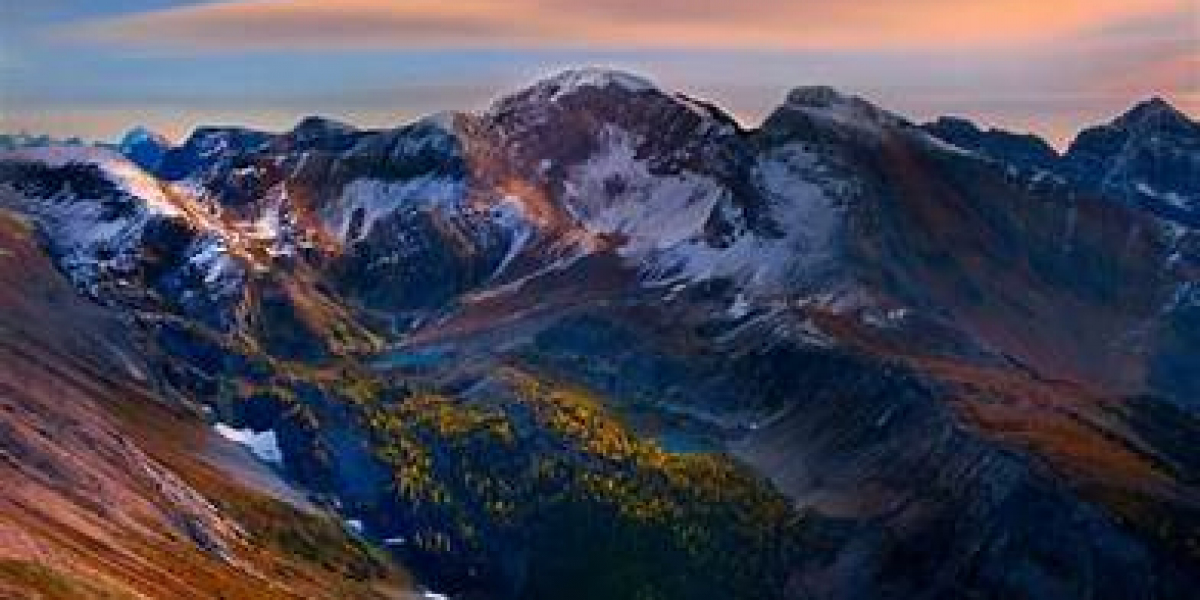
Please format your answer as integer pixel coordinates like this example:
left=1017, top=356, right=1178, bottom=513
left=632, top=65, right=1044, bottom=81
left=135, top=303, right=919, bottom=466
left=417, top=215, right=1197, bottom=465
left=1063, top=97, right=1200, bottom=222
left=507, top=67, right=658, bottom=102
left=118, top=126, right=171, bottom=171
left=1112, top=96, right=1193, bottom=130
left=917, top=95, right=1200, bottom=226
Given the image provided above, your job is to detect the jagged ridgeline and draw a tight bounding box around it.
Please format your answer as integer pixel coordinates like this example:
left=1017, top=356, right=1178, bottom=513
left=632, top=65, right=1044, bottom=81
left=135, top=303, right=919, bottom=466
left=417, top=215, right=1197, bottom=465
left=1, top=69, right=1198, bottom=599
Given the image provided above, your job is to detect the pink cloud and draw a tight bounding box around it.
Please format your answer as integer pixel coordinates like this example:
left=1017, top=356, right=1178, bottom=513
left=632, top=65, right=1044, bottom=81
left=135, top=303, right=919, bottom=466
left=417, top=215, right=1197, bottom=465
left=57, top=0, right=1190, bottom=52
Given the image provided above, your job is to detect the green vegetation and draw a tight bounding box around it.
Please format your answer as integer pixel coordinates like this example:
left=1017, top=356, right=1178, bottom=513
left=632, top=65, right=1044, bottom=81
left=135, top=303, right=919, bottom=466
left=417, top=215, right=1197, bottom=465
left=366, top=368, right=804, bottom=600
left=162, top=305, right=806, bottom=598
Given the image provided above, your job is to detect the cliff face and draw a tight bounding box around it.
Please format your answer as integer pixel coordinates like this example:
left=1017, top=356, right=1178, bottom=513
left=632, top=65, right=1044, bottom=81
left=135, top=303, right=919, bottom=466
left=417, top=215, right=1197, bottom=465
left=1, top=70, right=1197, bottom=599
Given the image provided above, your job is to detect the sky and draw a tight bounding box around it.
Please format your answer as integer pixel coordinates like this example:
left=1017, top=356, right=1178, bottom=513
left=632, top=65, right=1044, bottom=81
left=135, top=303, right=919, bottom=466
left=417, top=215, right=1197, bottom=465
left=1, top=0, right=1196, bottom=147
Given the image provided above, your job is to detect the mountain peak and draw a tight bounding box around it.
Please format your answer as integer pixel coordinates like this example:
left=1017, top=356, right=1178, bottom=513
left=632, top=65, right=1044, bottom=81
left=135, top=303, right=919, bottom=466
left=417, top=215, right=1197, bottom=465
left=119, top=126, right=169, bottom=149
left=1113, top=96, right=1194, bottom=132
left=118, top=126, right=171, bottom=171
left=925, top=116, right=983, bottom=136
left=536, top=67, right=657, bottom=96
left=1122, top=96, right=1178, bottom=118
left=785, top=86, right=896, bottom=121
left=290, top=116, right=356, bottom=138
left=921, top=116, right=1059, bottom=172
left=767, top=85, right=902, bottom=142
left=785, top=85, right=857, bottom=108
left=1061, top=96, right=1200, bottom=224
left=491, top=68, right=659, bottom=112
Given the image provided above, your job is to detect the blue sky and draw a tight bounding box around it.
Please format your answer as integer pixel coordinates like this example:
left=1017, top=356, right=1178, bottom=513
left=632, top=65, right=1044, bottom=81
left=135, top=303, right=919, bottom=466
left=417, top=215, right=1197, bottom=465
left=1, top=1, right=1195, bottom=146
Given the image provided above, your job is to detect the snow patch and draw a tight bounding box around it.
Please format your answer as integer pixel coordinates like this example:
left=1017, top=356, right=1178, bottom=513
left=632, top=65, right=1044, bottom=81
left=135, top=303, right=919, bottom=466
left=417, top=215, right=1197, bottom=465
left=325, top=176, right=465, bottom=243
left=861, top=307, right=912, bottom=328
left=488, top=195, right=535, bottom=278
left=561, top=126, right=723, bottom=252
left=642, top=143, right=848, bottom=297
left=531, top=68, right=656, bottom=102
left=4, top=146, right=181, bottom=216
left=1135, top=181, right=1192, bottom=210
left=0, top=167, right=170, bottom=292
left=188, top=235, right=245, bottom=298
left=917, top=131, right=978, bottom=158
left=214, top=424, right=283, bottom=465
left=0, top=147, right=247, bottom=300
left=728, top=293, right=752, bottom=318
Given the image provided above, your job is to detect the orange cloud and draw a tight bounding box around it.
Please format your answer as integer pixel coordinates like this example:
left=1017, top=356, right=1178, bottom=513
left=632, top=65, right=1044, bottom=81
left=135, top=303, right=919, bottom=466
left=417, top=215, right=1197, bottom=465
left=57, top=0, right=1190, bottom=51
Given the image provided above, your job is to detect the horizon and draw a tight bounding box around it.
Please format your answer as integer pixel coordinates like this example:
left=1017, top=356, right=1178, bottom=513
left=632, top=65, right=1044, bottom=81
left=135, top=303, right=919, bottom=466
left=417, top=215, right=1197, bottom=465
left=2, top=1, right=1196, bottom=147
left=1, top=67, right=1194, bottom=152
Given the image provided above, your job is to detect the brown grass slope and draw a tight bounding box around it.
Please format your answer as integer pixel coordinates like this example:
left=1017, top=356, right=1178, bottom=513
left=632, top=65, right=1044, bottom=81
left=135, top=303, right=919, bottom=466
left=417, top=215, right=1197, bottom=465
left=0, top=207, right=413, bottom=599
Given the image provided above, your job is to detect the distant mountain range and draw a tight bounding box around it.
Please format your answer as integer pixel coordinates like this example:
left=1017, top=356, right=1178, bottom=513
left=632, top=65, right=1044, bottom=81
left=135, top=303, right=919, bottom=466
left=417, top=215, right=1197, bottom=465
left=923, top=97, right=1200, bottom=226
left=0, top=132, right=101, bottom=151
left=1, top=69, right=1197, bottom=599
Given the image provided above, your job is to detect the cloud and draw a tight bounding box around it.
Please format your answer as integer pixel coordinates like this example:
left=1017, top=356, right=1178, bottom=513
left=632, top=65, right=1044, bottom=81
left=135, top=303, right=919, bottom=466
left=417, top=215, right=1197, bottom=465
left=55, top=0, right=1190, bottom=52
left=11, top=0, right=1194, bottom=147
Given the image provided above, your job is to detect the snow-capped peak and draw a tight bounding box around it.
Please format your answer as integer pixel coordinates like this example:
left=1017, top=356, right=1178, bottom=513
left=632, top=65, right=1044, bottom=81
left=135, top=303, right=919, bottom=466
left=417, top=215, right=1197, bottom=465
left=492, top=68, right=658, bottom=110
left=3, top=146, right=181, bottom=216
left=542, top=68, right=656, bottom=95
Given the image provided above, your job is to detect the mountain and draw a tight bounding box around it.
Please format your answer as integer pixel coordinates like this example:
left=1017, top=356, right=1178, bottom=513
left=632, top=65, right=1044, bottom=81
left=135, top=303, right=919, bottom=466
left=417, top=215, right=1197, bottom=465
left=921, top=115, right=1060, bottom=174
left=2, top=69, right=1198, bottom=599
left=1063, top=98, right=1200, bottom=225
left=921, top=98, right=1200, bottom=227
left=155, top=125, right=275, bottom=185
left=0, top=198, right=412, bottom=598
left=0, top=132, right=93, bottom=151
left=118, top=126, right=172, bottom=172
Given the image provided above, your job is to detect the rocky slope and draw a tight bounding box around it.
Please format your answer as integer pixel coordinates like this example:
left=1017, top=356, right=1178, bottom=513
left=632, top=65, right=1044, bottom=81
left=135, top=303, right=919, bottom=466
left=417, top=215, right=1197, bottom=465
left=0, top=204, right=412, bottom=598
left=1, top=69, right=1197, bottom=599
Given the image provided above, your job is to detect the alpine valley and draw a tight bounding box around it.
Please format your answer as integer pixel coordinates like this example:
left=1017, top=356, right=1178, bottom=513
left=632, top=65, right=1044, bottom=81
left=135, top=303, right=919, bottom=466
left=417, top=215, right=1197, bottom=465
left=1, top=69, right=1197, bottom=600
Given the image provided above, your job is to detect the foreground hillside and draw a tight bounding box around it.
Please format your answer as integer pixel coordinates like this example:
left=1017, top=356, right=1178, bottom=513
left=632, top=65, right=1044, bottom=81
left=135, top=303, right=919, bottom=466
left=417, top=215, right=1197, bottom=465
left=1, top=69, right=1197, bottom=599
left=0, top=206, right=414, bottom=598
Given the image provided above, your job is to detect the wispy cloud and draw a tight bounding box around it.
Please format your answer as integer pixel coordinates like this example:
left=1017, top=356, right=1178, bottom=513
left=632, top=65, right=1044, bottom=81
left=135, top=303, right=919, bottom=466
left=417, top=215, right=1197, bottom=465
left=55, top=0, right=1188, bottom=52
left=6, top=1, right=1193, bottom=144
